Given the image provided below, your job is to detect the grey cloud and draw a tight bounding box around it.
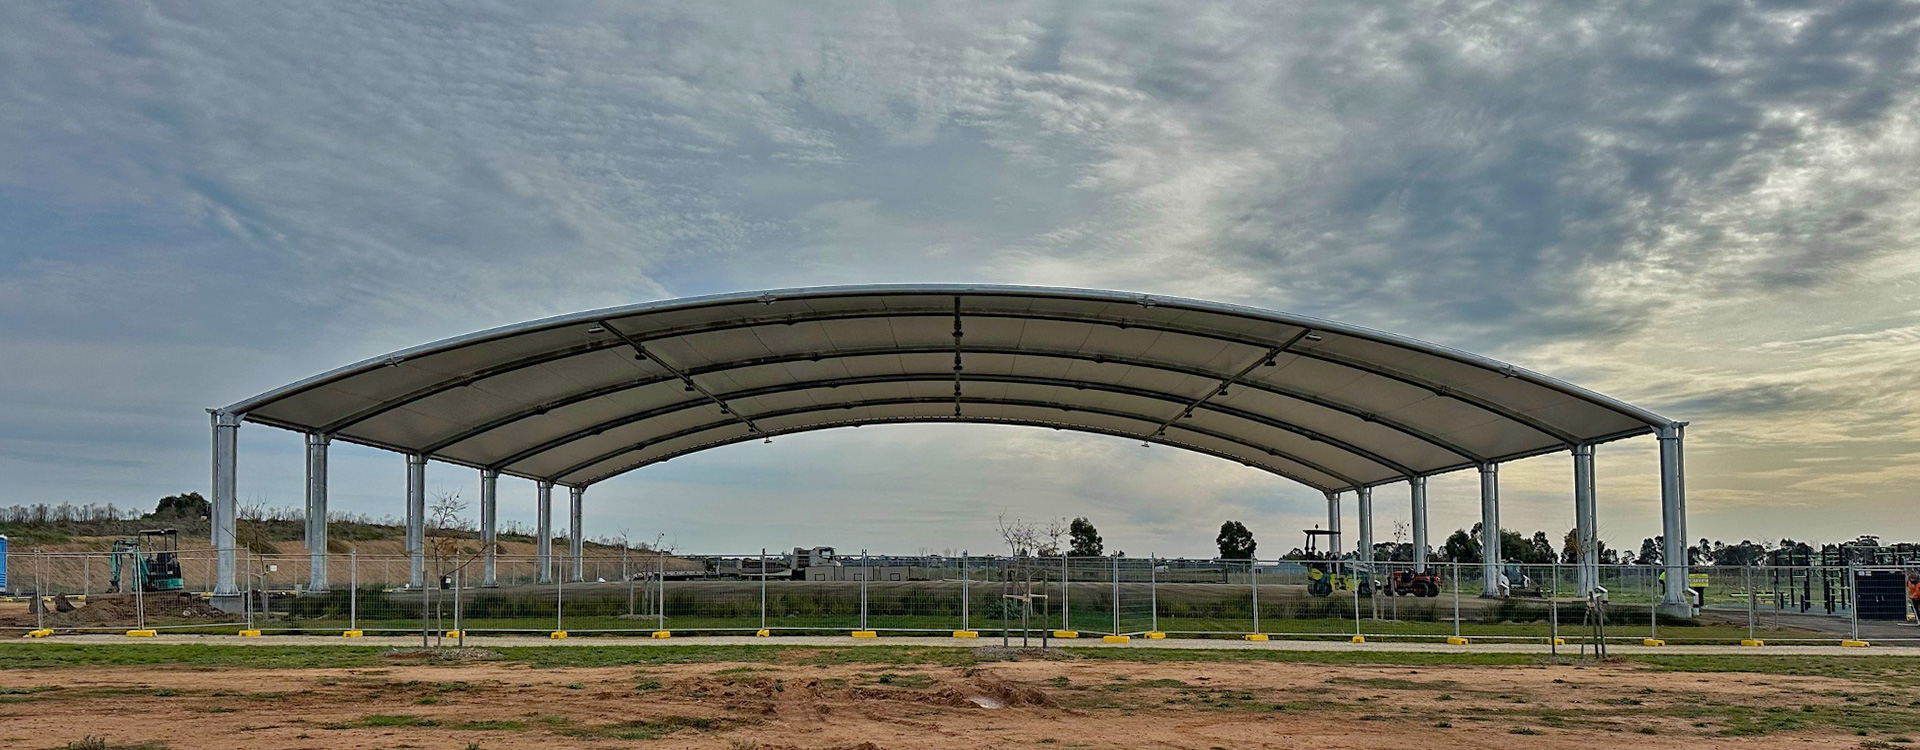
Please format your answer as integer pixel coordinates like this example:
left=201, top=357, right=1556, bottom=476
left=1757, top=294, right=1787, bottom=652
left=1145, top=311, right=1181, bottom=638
left=0, top=2, right=1917, bottom=549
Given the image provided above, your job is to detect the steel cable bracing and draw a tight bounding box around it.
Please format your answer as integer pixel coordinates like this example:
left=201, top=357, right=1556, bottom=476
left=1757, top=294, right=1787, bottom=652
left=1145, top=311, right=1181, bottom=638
left=1143, top=328, right=1314, bottom=444
left=595, top=319, right=770, bottom=443
left=952, top=297, right=964, bottom=417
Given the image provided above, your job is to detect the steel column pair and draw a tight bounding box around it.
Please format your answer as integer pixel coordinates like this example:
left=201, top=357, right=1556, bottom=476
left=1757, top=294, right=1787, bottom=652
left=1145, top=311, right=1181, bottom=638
left=406, top=453, right=426, bottom=588
left=1480, top=463, right=1500, bottom=597
left=536, top=481, right=554, bottom=584
left=209, top=410, right=241, bottom=599
left=1658, top=423, right=1689, bottom=609
left=1324, top=491, right=1342, bottom=556
left=480, top=469, right=499, bottom=587
left=1410, top=476, right=1429, bottom=573
left=569, top=486, right=585, bottom=582
left=1573, top=444, right=1598, bottom=595
left=305, top=433, right=330, bottom=592
left=1356, top=486, right=1374, bottom=565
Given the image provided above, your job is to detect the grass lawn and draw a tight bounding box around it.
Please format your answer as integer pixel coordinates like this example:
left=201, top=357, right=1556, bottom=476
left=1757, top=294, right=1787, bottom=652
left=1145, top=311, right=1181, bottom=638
left=2, top=642, right=1913, bottom=684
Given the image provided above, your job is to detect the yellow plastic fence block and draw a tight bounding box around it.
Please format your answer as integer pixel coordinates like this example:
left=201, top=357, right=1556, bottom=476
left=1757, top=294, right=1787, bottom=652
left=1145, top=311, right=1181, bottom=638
left=1244, top=633, right=1270, bottom=642
left=341, top=630, right=364, bottom=638
left=1551, top=638, right=1566, bottom=646
left=1741, top=639, right=1765, bottom=647
left=1102, top=635, right=1131, bottom=643
left=1446, top=636, right=1470, bottom=645
left=443, top=630, right=462, bottom=638
left=1350, top=635, right=1366, bottom=644
left=1145, top=631, right=1166, bottom=639
left=125, top=630, right=157, bottom=638
left=755, top=629, right=771, bottom=637
left=26, top=629, right=52, bottom=638
left=237, top=629, right=262, bottom=637
left=1842, top=639, right=1871, bottom=648
left=851, top=630, right=878, bottom=638
left=1052, top=630, right=1079, bottom=639
left=650, top=630, right=671, bottom=639
left=1642, top=638, right=1666, bottom=647
left=549, top=631, right=569, bottom=639
left=951, top=630, right=978, bottom=638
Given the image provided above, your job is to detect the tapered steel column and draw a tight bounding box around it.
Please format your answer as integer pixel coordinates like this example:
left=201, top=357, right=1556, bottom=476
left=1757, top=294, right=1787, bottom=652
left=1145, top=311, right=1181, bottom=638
left=1572, top=443, right=1598, bottom=595
left=209, top=410, right=240, bottom=598
left=1658, top=423, right=1689, bottom=607
left=568, top=486, right=585, bottom=582
left=305, top=433, right=330, bottom=592
left=1479, top=463, right=1501, bottom=597
left=1356, top=485, right=1374, bottom=564
left=480, top=468, right=499, bottom=587
left=406, top=453, right=426, bottom=589
left=536, top=481, right=554, bottom=584
left=1324, top=491, right=1342, bottom=557
left=1410, top=476, right=1429, bottom=573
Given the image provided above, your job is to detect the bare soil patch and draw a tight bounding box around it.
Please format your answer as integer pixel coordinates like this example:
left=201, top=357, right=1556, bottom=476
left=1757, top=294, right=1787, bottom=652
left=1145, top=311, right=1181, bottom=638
left=2, top=652, right=1916, bottom=749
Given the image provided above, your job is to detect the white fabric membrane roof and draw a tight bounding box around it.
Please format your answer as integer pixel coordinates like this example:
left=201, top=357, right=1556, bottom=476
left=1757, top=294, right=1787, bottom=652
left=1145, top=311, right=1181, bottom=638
left=228, top=285, right=1673, bottom=492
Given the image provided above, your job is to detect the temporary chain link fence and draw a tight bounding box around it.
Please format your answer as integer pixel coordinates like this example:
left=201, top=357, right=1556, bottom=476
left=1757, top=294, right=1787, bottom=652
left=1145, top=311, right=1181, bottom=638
left=3, top=550, right=1910, bottom=645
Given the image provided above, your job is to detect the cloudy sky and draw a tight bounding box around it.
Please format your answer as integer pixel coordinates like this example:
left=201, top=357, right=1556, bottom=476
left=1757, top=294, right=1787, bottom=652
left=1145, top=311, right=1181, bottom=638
left=3, top=2, right=1917, bottom=558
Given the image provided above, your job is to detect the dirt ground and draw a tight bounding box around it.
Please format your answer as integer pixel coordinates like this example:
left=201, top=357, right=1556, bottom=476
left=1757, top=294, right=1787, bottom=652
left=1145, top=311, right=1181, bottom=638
left=2, top=649, right=1917, bottom=749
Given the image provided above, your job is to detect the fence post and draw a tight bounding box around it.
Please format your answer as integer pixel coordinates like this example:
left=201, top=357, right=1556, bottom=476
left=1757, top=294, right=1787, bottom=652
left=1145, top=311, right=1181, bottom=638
left=961, top=554, right=970, bottom=632
left=1649, top=565, right=1658, bottom=641
left=1061, top=555, right=1070, bottom=632
left=247, top=551, right=257, bottom=633
left=1550, top=561, right=1558, bottom=654
left=1149, top=555, right=1159, bottom=635
left=1351, top=560, right=1361, bottom=640
left=1111, top=554, right=1121, bottom=636
left=1849, top=564, right=1859, bottom=642
left=349, top=551, right=358, bottom=633
left=35, top=552, right=45, bottom=632
left=136, top=550, right=147, bottom=632
left=1452, top=561, right=1461, bottom=639
left=759, top=548, right=768, bottom=633
left=1746, top=565, right=1756, bottom=643
left=454, top=566, right=463, bottom=645
left=657, top=551, right=666, bottom=632
left=1250, top=558, right=1260, bottom=634
left=860, top=549, right=870, bottom=632
left=555, top=556, right=565, bottom=635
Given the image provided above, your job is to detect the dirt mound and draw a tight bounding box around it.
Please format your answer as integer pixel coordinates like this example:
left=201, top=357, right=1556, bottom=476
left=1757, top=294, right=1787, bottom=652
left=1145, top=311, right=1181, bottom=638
left=1, top=592, right=229, bottom=629
left=971, top=646, right=1076, bottom=662
left=938, top=676, right=1059, bottom=709
left=381, top=647, right=502, bottom=663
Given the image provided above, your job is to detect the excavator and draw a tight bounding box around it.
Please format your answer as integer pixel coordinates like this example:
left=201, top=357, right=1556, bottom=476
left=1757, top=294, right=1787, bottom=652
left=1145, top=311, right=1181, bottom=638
left=108, top=529, right=185, bottom=593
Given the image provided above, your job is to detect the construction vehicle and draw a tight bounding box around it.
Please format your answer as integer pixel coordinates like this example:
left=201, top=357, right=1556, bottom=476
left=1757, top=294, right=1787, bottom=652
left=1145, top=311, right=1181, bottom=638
left=1380, top=568, right=1443, bottom=597
left=1501, top=562, right=1545, bottom=598
left=108, top=529, right=185, bottom=593
left=1302, top=528, right=1372, bottom=597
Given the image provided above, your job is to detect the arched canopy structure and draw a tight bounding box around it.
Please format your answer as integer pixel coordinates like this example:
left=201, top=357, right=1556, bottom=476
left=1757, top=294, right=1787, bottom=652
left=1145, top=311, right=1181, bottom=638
left=208, top=285, right=1688, bottom=610
left=227, top=285, right=1669, bottom=490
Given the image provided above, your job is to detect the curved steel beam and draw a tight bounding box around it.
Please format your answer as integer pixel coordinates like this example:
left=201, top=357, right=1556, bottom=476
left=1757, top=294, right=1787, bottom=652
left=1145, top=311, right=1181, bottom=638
left=424, top=345, right=1484, bottom=464
left=489, top=371, right=1418, bottom=478
left=548, top=397, right=1363, bottom=489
